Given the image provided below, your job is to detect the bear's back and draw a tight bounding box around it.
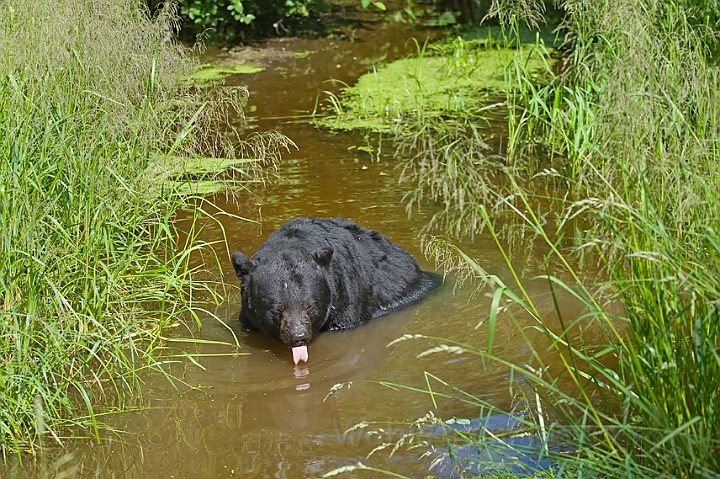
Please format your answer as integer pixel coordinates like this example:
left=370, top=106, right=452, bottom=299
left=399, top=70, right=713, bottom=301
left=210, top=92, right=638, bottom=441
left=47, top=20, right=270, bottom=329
left=254, top=217, right=438, bottom=330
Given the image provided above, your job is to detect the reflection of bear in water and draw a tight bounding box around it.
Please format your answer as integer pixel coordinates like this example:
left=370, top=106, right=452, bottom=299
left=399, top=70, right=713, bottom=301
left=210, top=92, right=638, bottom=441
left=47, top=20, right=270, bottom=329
left=231, top=217, right=441, bottom=364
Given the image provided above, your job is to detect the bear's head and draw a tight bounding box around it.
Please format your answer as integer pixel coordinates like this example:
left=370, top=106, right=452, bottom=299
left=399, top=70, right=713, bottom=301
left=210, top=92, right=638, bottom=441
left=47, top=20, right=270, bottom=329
left=231, top=247, right=334, bottom=364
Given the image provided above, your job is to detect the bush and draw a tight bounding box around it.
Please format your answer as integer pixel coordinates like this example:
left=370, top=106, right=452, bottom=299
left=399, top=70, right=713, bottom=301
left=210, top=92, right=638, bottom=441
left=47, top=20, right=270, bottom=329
left=171, top=0, right=333, bottom=42
left=0, top=0, right=285, bottom=452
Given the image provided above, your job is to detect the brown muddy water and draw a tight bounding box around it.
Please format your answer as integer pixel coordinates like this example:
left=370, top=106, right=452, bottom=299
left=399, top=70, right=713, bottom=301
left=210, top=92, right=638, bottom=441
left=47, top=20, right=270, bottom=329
left=3, top=19, right=599, bottom=479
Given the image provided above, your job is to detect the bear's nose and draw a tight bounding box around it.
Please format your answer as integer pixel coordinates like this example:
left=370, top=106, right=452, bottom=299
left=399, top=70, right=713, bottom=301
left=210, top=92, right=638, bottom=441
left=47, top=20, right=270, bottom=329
left=291, top=330, right=309, bottom=346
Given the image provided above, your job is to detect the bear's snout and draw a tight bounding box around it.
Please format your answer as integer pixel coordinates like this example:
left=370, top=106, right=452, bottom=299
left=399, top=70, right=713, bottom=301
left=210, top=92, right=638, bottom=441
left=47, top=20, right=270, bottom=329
left=280, top=310, right=313, bottom=347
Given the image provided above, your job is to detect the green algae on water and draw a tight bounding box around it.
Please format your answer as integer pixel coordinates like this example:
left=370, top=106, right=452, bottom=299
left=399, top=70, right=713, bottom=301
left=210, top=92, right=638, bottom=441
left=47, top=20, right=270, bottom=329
left=146, top=156, right=263, bottom=196
left=317, top=39, right=555, bottom=132
left=294, top=50, right=317, bottom=59
left=191, top=63, right=265, bottom=84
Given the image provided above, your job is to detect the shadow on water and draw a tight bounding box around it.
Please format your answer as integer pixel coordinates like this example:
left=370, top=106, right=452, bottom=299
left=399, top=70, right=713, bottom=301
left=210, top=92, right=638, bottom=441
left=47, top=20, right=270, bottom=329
left=1, top=17, right=604, bottom=479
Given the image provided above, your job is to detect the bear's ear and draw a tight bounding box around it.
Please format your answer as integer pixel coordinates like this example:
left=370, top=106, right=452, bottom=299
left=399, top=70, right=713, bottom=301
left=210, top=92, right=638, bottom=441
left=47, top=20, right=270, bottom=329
left=312, top=246, right=334, bottom=267
left=231, top=251, right=255, bottom=278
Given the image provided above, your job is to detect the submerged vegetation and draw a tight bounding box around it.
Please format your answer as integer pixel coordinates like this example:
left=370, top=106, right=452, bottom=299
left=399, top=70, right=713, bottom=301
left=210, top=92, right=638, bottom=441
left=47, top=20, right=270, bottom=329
left=319, top=0, right=720, bottom=477
left=0, top=0, right=289, bottom=454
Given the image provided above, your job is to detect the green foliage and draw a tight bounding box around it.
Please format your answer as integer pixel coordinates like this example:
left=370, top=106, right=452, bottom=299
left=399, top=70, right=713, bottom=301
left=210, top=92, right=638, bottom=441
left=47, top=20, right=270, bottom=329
left=0, top=0, right=289, bottom=453
left=313, top=0, right=720, bottom=476
left=388, top=0, right=562, bottom=30
left=672, top=0, right=720, bottom=61
left=182, top=0, right=256, bottom=25
left=506, top=0, right=720, bottom=228
left=176, top=0, right=332, bottom=41
left=603, top=180, right=720, bottom=476
left=390, top=0, right=720, bottom=476
left=360, top=0, right=386, bottom=11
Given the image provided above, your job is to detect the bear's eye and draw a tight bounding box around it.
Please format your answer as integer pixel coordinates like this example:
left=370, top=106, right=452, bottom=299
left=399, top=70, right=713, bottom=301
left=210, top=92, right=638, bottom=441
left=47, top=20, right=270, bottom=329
left=269, top=303, right=286, bottom=316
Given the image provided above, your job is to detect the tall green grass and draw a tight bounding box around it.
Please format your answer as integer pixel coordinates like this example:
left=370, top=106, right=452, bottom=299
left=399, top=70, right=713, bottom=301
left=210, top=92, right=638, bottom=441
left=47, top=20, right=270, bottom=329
left=333, top=180, right=719, bottom=476
left=434, top=181, right=720, bottom=477
left=321, top=0, right=720, bottom=477
left=0, top=0, right=284, bottom=454
left=401, top=0, right=720, bottom=476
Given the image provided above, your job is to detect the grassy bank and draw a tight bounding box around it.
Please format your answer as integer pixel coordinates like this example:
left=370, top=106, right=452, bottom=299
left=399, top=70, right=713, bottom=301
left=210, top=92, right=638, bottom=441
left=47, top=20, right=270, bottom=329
left=428, top=0, right=720, bottom=476
left=494, top=1, right=720, bottom=475
left=0, top=0, right=283, bottom=453
left=317, top=1, right=720, bottom=476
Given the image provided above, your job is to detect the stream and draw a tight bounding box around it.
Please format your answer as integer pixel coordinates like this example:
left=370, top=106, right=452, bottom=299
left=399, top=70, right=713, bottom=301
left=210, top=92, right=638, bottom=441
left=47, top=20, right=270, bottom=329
left=4, top=16, right=595, bottom=479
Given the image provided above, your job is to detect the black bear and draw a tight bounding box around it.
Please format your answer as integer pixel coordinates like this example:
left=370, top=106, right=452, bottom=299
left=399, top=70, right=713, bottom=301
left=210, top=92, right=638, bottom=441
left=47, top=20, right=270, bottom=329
left=231, top=217, right=440, bottom=364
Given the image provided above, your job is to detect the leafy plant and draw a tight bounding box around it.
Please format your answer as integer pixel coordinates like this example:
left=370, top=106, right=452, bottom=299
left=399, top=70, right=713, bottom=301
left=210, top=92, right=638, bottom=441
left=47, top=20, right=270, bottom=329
left=175, top=0, right=333, bottom=41
left=182, top=0, right=256, bottom=25
left=360, top=0, right=386, bottom=11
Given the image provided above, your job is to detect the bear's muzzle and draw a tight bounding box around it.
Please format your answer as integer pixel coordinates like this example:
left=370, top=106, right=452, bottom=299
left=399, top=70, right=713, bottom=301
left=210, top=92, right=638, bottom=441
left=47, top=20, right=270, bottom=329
left=280, top=310, right=313, bottom=348
left=280, top=311, right=312, bottom=365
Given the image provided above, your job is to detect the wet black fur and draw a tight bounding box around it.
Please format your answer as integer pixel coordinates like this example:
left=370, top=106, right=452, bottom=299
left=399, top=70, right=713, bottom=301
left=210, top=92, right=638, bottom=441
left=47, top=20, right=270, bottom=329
left=231, top=217, right=440, bottom=349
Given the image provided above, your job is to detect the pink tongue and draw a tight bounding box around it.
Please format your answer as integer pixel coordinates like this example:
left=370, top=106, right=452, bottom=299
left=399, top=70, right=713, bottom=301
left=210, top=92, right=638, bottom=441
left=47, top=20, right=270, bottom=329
left=292, top=345, right=309, bottom=365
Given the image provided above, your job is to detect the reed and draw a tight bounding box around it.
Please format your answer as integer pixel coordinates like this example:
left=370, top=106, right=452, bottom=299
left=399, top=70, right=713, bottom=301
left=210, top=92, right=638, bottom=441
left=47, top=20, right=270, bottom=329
left=330, top=0, right=720, bottom=476
left=0, top=0, right=285, bottom=453
left=429, top=177, right=720, bottom=476
left=405, top=0, right=720, bottom=476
